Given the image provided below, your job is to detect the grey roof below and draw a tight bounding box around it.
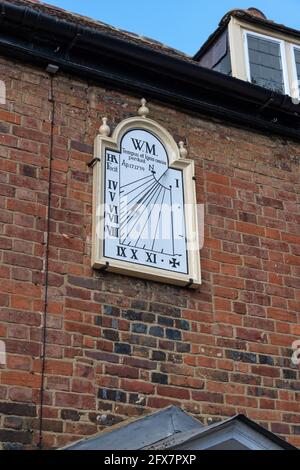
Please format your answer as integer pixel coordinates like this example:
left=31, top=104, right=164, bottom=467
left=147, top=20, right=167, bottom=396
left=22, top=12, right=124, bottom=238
left=143, top=414, right=297, bottom=451
left=62, top=406, right=203, bottom=450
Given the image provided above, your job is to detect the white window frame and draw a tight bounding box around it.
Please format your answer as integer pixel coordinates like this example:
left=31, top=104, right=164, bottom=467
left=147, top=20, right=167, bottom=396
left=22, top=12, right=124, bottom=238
left=243, top=29, right=290, bottom=95
left=291, top=44, right=300, bottom=100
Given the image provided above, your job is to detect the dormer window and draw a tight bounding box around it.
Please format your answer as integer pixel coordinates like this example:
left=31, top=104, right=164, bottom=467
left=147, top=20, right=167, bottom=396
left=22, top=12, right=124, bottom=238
left=195, top=8, right=300, bottom=102
left=244, top=32, right=289, bottom=95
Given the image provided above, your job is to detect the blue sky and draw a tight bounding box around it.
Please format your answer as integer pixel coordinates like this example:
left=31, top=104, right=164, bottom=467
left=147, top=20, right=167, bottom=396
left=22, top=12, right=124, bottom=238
left=45, top=1, right=299, bottom=55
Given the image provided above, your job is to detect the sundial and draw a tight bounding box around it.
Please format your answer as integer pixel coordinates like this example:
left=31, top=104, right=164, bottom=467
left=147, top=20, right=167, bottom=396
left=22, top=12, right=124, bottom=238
left=92, top=99, right=201, bottom=288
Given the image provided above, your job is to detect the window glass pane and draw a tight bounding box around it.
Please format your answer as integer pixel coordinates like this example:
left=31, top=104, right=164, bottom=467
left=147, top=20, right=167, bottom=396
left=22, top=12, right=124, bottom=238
left=294, top=48, right=300, bottom=93
left=247, top=34, right=285, bottom=94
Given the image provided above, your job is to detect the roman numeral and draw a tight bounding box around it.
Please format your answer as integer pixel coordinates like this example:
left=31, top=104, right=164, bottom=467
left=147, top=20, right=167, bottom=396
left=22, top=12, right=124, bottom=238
left=117, top=246, right=127, bottom=257
left=108, top=180, right=118, bottom=202
left=109, top=205, right=118, bottom=214
left=105, top=225, right=119, bottom=237
left=146, top=252, right=157, bottom=264
left=108, top=213, right=118, bottom=223
left=108, top=180, right=118, bottom=190
left=130, top=249, right=138, bottom=260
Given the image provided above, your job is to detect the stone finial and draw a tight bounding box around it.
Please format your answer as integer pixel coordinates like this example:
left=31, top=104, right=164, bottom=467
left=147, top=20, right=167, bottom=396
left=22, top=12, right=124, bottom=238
left=179, top=141, right=187, bottom=158
left=99, top=117, right=110, bottom=136
left=138, top=98, right=149, bottom=118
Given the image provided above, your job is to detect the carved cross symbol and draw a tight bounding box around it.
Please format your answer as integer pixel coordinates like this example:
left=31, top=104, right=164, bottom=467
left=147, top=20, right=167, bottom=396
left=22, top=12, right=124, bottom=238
left=169, top=258, right=180, bottom=268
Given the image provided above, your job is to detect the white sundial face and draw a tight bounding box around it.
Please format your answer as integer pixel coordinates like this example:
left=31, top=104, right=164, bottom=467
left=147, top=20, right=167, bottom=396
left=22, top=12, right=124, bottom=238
left=103, top=128, right=188, bottom=274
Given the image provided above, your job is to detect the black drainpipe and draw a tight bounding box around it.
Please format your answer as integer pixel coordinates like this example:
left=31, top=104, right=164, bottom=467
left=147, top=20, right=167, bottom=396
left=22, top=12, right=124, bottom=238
left=38, top=65, right=58, bottom=449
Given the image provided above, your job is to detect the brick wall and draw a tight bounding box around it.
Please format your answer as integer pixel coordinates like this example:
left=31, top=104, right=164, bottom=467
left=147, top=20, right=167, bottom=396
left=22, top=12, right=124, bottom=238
left=0, top=56, right=299, bottom=449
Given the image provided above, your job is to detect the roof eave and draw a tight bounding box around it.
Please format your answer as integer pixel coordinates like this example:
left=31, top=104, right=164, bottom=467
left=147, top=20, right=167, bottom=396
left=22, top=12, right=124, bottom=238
left=1, top=1, right=300, bottom=142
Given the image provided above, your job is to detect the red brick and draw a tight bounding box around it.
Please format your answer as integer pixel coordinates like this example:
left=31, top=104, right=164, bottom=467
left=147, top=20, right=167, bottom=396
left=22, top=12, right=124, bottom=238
left=7, top=355, right=31, bottom=370
left=213, top=274, right=244, bottom=289
left=72, top=379, right=94, bottom=394
left=236, top=328, right=266, bottom=343
left=105, top=364, right=139, bottom=379
left=55, top=392, right=82, bottom=408
left=236, top=221, right=265, bottom=237
left=11, top=296, right=32, bottom=310
left=0, top=110, right=21, bottom=124
left=251, top=366, right=280, bottom=378
left=9, top=387, right=33, bottom=402
left=147, top=397, right=181, bottom=408
left=157, top=385, right=190, bottom=400
left=3, top=252, right=43, bottom=270
left=212, top=251, right=242, bottom=265
left=120, top=379, right=154, bottom=394
left=285, top=255, right=300, bottom=266
left=206, top=172, right=229, bottom=185
left=1, top=371, right=40, bottom=388
left=42, top=360, right=73, bottom=376
left=192, top=391, right=224, bottom=403
left=214, top=286, right=239, bottom=299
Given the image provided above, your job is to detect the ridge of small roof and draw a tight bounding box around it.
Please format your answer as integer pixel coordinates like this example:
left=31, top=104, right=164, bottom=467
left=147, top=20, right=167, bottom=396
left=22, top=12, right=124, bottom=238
left=143, top=413, right=298, bottom=450
left=220, top=8, right=300, bottom=35
left=7, top=0, right=191, bottom=61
